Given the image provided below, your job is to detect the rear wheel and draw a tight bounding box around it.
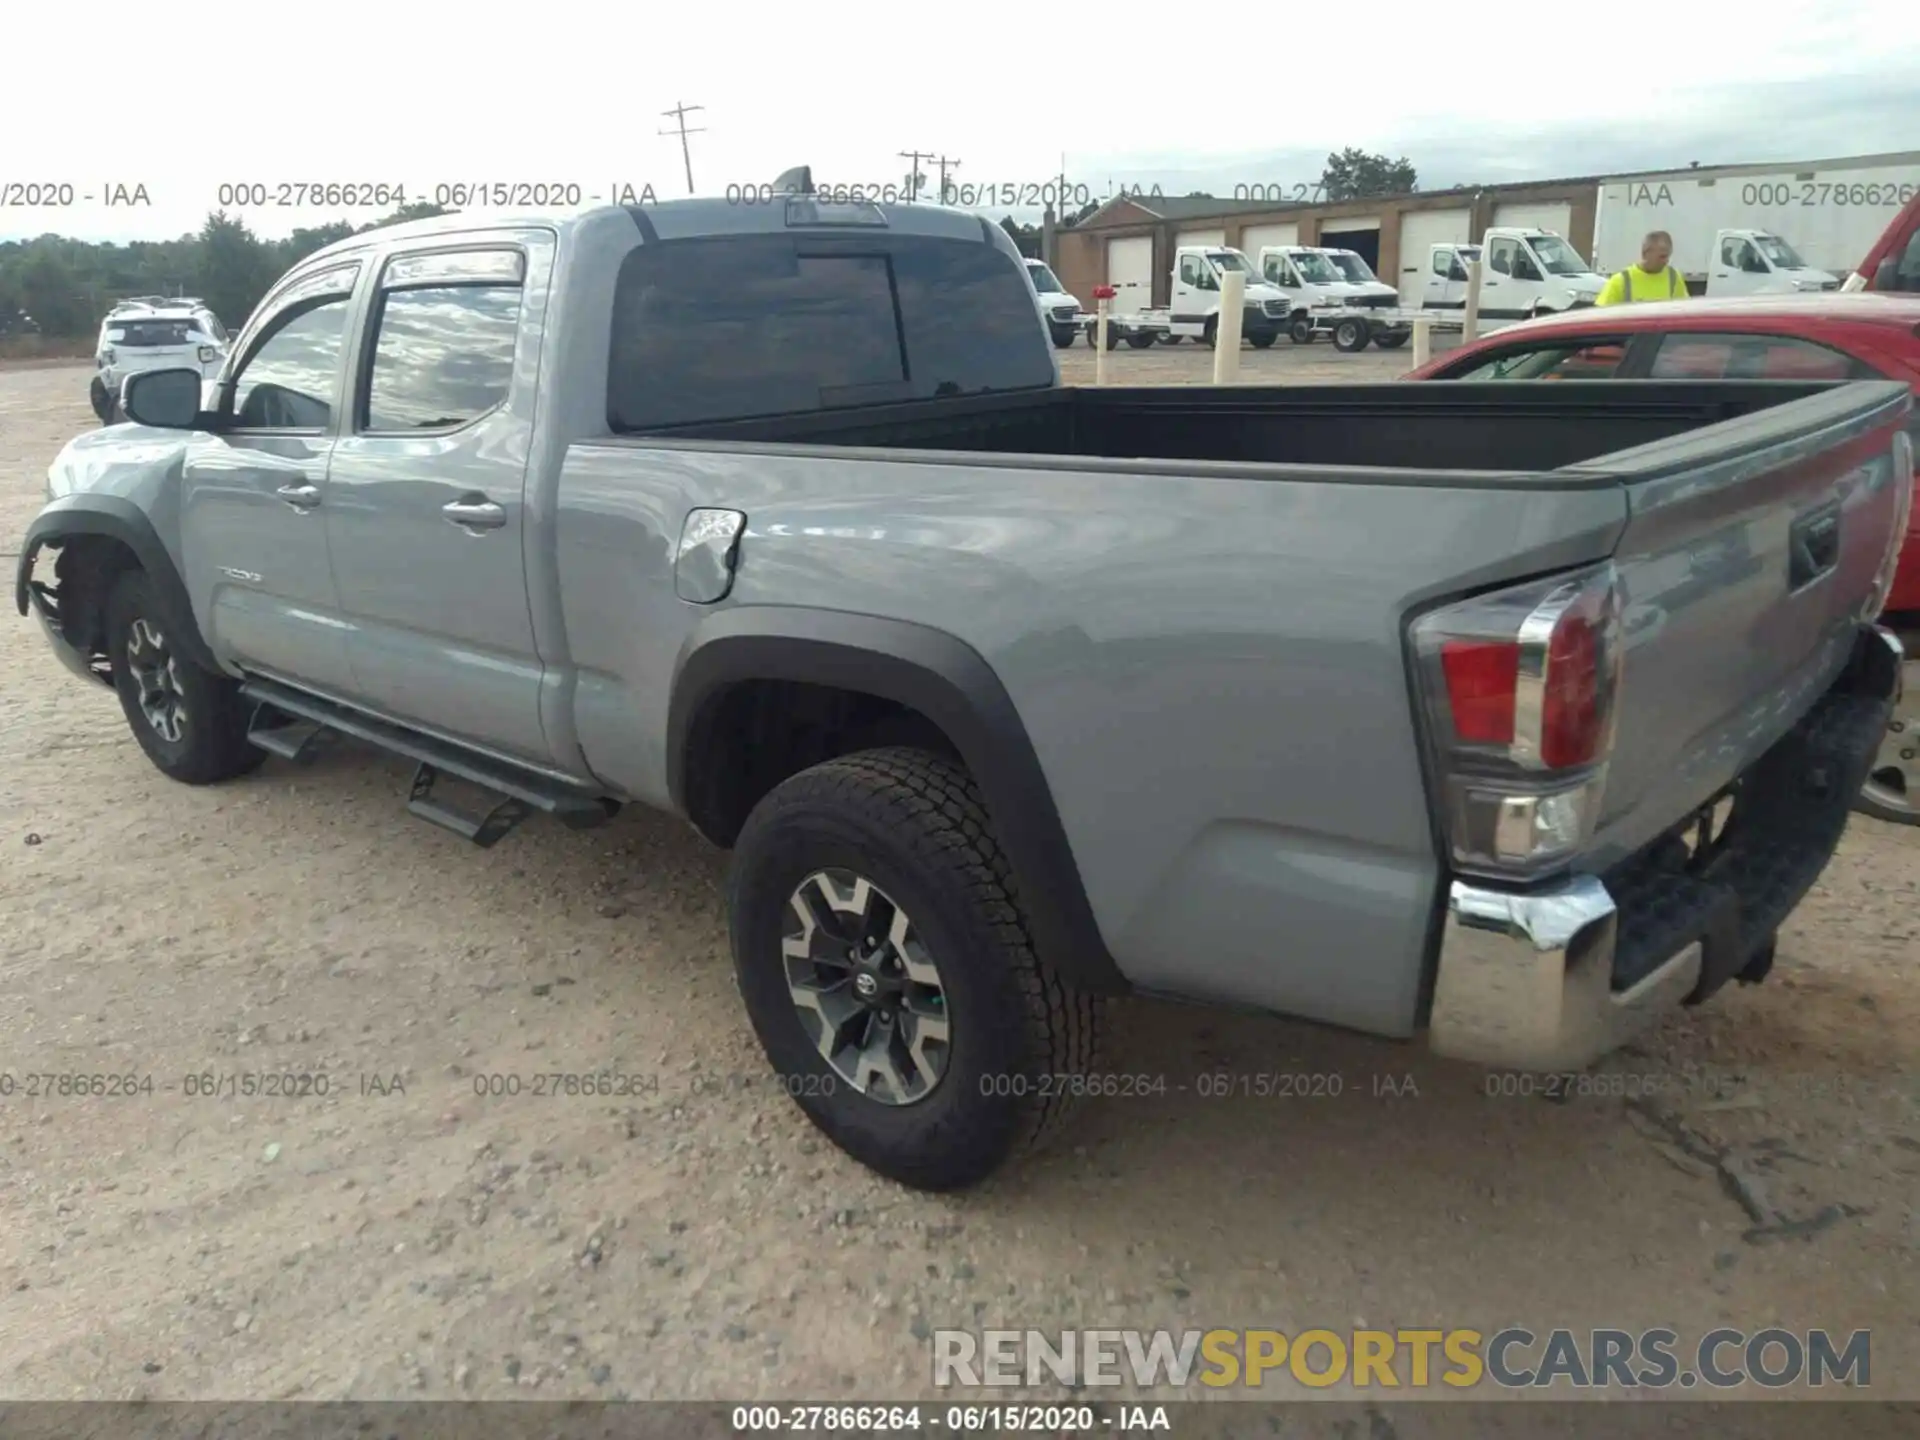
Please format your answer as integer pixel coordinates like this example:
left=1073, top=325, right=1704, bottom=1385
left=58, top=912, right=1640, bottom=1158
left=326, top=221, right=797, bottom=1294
left=1333, top=317, right=1371, bottom=352
left=1201, top=316, right=1219, bottom=349
left=1855, top=657, right=1920, bottom=826
left=726, top=747, right=1105, bottom=1190
left=90, top=377, right=114, bottom=424
left=105, top=570, right=264, bottom=785
left=1104, top=324, right=1124, bottom=350
left=1373, top=331, right=1409, bottom=350
left=1125, top=332, right=1157, bottom=349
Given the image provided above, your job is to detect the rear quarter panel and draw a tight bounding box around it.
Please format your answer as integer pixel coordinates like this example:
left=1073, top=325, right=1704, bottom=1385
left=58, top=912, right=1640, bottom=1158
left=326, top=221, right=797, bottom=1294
left=554, top=447, right=1627, bottom=1038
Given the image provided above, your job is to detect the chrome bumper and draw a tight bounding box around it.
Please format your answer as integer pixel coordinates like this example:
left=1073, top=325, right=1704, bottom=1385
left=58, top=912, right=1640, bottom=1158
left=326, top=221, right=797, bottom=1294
left=1428, top=875, right=1701, bottom=1070
left=1428, top=624, right=1902, bottom=1072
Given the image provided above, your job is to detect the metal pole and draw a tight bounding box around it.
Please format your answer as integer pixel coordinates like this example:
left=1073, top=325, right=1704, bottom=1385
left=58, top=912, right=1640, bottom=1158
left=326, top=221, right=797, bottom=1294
left=1462, top=261, right=1484, bottom=344
left=1095, top=298, right=1110, bottom=386
left=1213, top=270, right=1246, bottom=384
left=1412, top=315, right=1432, bottom=369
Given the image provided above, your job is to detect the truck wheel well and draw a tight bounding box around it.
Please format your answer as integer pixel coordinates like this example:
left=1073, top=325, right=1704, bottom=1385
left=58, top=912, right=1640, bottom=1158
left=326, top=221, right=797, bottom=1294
left=49, top=536, right=142, bottom=657
left=681, top=679, right=961, bottom=847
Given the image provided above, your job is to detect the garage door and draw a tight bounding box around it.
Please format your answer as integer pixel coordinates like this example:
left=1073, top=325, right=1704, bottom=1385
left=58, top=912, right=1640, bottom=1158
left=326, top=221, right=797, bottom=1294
left=1493, top=201, right=1573, bottom=234
left=1319, top=216, right=1382, bottom=273
left=1241, top=222, right=1299, bottom=256
left=1175, top=227, right=1226, bottom=252
left=1396, top=207, right=1472, bottom=304
left=1105, top=235, right=1155, bottom=311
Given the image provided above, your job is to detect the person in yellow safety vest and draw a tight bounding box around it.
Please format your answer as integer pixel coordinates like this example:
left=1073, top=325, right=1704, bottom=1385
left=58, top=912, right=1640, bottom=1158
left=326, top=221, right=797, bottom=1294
left=1596, top=229, right=1690, bottom=305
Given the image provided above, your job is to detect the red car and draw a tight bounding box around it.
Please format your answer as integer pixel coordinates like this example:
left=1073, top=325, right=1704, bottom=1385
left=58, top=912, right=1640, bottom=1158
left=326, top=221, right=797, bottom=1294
left=1407, top=293, right=1920, bottom=825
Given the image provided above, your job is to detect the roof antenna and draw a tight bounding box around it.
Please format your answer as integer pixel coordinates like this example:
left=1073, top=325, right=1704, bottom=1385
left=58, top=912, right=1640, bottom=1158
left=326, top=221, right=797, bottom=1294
left=772, top=166, right=815, bottom=195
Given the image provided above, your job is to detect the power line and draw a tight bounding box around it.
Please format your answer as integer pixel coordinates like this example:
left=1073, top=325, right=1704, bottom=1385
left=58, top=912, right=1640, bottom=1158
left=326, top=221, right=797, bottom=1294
left=661, top=102, right=707, bottom=196
left=899, top=150, right=934, bottom=202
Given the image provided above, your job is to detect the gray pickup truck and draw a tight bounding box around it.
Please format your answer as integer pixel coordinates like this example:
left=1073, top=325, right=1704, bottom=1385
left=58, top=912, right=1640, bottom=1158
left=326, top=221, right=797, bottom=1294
left=16, top=184, right=1913, bottom=1191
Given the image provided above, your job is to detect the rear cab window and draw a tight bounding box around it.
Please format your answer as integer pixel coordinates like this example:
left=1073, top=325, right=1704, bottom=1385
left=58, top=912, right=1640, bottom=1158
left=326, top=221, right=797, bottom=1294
left=1646, top=333, right=1870, bottom=380
left=606, top=232, right=1054, bottom=431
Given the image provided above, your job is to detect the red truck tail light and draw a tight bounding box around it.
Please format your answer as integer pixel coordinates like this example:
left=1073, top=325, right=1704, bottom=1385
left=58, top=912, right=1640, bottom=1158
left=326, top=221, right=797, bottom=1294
left=1410, top=561, right=1625, bottom=879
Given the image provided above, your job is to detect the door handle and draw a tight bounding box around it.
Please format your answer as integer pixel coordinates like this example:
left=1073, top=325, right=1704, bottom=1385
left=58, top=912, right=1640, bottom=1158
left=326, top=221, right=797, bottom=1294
left=276, top=482, right=321, bottom=510
left=443, top=496, right=506, bottom=531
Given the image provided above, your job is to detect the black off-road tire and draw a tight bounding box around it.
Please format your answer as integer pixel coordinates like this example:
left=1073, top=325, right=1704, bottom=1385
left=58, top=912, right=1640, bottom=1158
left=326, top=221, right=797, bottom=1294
left=1248, top=332, right=1276, bottom=349
left=1125, top=332, right=1157, bottom=349
left=90, top=377, right=115, bottom=424
left=1373, top=331, right=1409, bottom=350
left=726, top=747, right=1105, bottom=1191
left=1050, top=326, right=1077, bottom=350
left=105, top=569, right=265, bottom=785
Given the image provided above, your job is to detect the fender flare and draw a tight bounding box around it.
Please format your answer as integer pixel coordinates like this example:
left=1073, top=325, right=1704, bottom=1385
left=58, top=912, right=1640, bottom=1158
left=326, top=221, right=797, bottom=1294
left=667, top=607, right=1130, bottom=996
left=15, top=494, right=221, bottom=674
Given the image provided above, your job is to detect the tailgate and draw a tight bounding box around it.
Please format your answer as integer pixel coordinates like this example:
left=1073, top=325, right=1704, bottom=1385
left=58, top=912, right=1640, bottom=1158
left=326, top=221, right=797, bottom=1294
left=1575, top=379, right=1912, bottom=865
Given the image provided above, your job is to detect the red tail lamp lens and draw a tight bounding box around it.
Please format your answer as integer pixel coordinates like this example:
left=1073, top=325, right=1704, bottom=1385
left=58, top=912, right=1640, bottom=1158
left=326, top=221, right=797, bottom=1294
left=1440, top=639, right=1519, bottom=745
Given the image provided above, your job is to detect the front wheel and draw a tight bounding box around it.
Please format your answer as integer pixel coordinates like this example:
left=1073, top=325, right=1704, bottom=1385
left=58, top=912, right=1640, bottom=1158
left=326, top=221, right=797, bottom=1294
left=1248, top=332, right=1276, bottom=349
left=1125, top=332, right=1157, bottom=349
left=1049, top=325, right=1077, bottom=350
left=1373, top=331, right=1409, bottom=350
left=1201, top=317, right=1218, bottom=349
left=1855, top=656, right=1919, bottom=826
left=106, top=569, right=265, bottom=785
left=726, top=748, right=1105, bottom=1191
left=90, top=377, right=114, bottom=424
left=1288, top=316, right=1315, bottom=345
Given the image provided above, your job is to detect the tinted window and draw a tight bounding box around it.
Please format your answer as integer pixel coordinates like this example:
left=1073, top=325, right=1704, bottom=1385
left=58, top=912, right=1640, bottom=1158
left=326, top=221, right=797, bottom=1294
left=608, top=234, right=1053, bottom=431
left=1893, top=230, right=1920, bottom=293
left=1488, top=239, right=1515, bottom=275
left=110, top=319, right=196, bottom=347
left=1449, top=340, right=1627, bottom=380
left=363, top=284, right=521, bottom=430
left=1648, top=333, right=1862, bottom=380
left=231, top=296, right=353, bottom=428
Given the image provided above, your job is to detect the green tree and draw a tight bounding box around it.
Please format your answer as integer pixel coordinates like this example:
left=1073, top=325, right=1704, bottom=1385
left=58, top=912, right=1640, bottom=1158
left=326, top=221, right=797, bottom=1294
left=195, top=212, right=279, bottom=332
left=999, top=216, right=1041, bottom=259
left=1319, top=149, right=1418, bottom=202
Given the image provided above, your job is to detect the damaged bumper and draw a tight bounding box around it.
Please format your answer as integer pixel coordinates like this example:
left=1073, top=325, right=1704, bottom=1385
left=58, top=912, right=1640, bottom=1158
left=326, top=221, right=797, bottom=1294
left=1428, top=624, right=1903, bottom=1071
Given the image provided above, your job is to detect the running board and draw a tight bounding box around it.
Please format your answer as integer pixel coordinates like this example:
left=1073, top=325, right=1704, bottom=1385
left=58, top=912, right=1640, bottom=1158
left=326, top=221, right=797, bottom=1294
left=238, top=677, right=618, bottom=844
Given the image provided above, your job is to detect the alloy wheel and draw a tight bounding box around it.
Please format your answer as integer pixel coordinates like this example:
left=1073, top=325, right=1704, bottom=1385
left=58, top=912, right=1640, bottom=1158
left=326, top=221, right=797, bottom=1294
left=124, top=617, right=188, bottom=743
left=782, top=869, right=950, bottom=1105
left=1861, top=660, right=1919, bottom=821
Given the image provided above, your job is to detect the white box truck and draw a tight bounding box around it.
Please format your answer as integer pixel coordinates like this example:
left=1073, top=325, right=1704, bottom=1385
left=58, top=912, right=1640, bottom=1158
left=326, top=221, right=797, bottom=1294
left=1592, top=152, right=1920, bottom=295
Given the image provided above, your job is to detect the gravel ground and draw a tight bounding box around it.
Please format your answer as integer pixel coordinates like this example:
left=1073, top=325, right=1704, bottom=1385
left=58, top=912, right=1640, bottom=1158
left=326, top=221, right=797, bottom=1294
left=1, top=360, right=1917, bottom=1412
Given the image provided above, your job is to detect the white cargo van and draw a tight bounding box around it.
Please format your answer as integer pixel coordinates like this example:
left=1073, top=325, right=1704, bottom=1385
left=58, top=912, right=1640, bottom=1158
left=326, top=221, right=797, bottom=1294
left=1023, top=258, right=1084, bottom=350
left=1418, top=230, right=1604, bottom=318
left=1703, top=230, right=1841, bottom=297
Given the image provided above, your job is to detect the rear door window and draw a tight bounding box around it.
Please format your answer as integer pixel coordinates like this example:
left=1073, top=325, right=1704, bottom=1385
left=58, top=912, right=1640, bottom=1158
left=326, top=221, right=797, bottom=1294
left=1647, top=333, right=1868, bottom=380
left=607, top=233, right=1053, bottom=431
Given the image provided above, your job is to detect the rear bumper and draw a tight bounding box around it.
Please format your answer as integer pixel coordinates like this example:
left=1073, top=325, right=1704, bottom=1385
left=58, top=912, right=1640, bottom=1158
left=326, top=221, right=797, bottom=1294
left=1428, top=624, right=1902, bottom=1071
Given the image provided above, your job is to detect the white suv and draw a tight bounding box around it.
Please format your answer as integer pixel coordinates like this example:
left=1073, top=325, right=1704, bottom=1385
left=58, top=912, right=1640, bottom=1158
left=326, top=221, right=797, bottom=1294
left=91, top=298, right=231, bottom=422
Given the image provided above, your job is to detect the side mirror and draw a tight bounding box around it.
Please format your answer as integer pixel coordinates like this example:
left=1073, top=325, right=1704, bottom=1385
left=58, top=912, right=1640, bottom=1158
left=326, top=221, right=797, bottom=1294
left=1874, top=255, right=1901, bottom=292
left=122, top=368, right=205, bottom=429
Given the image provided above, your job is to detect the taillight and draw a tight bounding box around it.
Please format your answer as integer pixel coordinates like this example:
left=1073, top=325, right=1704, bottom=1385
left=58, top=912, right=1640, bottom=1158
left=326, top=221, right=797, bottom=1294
left=1865, top=429, right=1913, bottom=618
left=103, top=347, right=117, bottom=366
left=1410, top=561, right=1624, bottom=879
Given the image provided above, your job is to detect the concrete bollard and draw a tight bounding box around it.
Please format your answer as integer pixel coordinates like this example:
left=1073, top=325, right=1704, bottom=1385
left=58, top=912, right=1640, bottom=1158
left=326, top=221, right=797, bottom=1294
left=1094, top=298, right=1110, bottom=386
left=1411, top=315, right=1431, bottom=370
left=1212, top=270, right=1246, bottom=384
left=1462, top=260, right=1484, bottom=344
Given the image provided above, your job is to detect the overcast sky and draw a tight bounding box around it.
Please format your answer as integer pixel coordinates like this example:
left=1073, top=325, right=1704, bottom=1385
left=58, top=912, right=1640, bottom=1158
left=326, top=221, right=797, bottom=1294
left=6, top=0, right=1919, bottom=242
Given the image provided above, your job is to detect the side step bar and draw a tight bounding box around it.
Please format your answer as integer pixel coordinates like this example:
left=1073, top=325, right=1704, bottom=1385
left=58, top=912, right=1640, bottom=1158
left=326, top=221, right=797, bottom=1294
left=240, top=677, right=617, bottom=848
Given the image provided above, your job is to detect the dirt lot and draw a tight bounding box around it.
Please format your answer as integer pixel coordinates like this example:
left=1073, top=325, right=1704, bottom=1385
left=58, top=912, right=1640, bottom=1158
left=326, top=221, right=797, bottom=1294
left=1, top=359, right=1917, bottom=1413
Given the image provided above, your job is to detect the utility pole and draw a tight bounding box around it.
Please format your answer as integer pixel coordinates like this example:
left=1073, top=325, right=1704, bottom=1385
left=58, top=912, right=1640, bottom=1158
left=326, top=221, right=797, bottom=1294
left=932, top=155, right=961, bottom=205
left=661, top=102, right=706, bottom=196
left=899, top=149, right=934, bottom=202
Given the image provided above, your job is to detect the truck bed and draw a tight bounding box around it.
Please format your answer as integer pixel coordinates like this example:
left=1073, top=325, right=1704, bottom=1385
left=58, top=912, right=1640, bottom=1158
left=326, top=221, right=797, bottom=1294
left=624, top=379, right=1859, bottom=478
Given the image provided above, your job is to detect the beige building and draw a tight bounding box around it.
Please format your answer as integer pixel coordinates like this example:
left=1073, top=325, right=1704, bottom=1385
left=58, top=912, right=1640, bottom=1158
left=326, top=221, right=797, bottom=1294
left=1052, top=176, right=1602, bottom=310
